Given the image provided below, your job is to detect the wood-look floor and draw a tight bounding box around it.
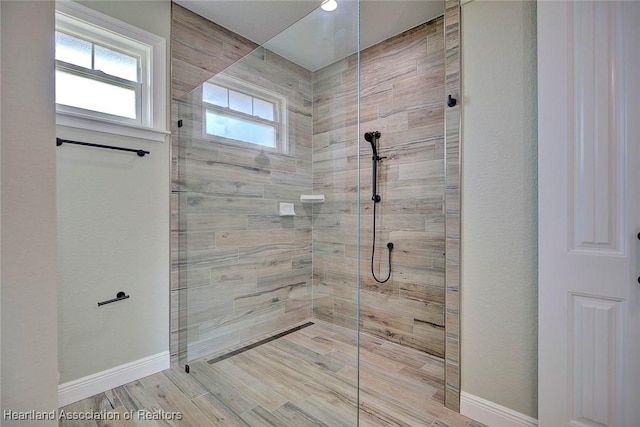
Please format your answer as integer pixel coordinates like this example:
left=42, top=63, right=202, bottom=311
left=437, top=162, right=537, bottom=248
left=59, top=322, right=484, bottom=427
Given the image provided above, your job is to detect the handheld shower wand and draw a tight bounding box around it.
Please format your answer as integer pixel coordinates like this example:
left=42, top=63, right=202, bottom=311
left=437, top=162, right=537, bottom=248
left=363, top=131, right=393, bottom=283
left=364, top=131, right=379, bottom=158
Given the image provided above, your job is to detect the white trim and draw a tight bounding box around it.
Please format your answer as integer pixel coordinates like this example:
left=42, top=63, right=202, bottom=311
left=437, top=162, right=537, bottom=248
left=55, top=0, right=167, bottom=136
left=58, top=351, right=170, bottom=408
left=57, top=112, right=169, bottom=143
left=460, top=392, right=538, bottom=427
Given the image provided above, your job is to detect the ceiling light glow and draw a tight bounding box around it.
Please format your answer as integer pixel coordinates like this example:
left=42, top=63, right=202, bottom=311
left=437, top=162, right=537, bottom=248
left=321, top=0, right=338, bottom=12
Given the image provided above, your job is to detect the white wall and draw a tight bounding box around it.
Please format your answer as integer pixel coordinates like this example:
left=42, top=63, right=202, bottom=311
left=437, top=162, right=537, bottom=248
left=461, top=0, right=538, bottom=420
left=1, top=1, right=58, bottom=424
left=57, top=1, right=171, bottom=387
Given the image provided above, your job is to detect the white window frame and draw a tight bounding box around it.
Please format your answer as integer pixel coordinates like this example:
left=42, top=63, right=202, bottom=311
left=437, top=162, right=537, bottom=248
left=201, top=75, right=288, bottom=153
left=55, top=0, right=167, bottom=142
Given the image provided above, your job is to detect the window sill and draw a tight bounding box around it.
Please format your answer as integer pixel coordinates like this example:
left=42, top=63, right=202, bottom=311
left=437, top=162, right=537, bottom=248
left=56, top=111, right=169, bottom=142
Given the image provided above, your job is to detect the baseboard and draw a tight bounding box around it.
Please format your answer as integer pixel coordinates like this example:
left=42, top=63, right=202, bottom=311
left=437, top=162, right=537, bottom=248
left=460, top=392, right=538, bottom=427
left=58, top=351, right=170, bottom=407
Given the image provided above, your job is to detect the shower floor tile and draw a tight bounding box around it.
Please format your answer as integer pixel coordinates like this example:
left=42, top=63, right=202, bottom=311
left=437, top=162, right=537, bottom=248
left=59, top=322, right=484, bottom=427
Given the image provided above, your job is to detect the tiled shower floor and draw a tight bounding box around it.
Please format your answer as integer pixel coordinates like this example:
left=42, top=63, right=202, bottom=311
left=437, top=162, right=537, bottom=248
left=59, top=322, right=484, bottom=426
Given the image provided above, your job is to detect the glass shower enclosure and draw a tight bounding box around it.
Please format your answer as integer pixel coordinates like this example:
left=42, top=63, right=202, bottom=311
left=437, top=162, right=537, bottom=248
left=172, top=0, right=448, bottom=424
left=173, top=1, right=361, bottom=423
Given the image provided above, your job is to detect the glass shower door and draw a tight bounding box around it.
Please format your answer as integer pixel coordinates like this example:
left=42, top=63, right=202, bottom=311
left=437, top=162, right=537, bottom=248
left=172, top=1, right=362, bottom=424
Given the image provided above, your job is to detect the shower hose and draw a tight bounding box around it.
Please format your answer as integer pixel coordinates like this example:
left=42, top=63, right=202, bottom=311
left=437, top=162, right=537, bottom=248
left=371, top=188, right=393, bottom=283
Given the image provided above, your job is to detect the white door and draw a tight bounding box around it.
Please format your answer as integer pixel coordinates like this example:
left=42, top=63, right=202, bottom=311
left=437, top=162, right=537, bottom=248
left=538, top=1, right=640, bottom=426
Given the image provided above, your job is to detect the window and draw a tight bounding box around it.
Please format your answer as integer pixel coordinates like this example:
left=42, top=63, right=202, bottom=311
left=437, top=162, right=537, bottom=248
left=55, top=31, right=140, bottom=121
left=202, top=77, right=287, bottom=151
left=55, top=1, right=167, bottom=141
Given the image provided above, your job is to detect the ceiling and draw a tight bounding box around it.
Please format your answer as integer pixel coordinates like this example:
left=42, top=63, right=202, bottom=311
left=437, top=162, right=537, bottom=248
left=173, top=0, right=445, bottom=71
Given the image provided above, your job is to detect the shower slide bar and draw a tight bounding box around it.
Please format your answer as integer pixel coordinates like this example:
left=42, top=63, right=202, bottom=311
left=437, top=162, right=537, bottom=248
left=56, top=138, right=150, bottom=157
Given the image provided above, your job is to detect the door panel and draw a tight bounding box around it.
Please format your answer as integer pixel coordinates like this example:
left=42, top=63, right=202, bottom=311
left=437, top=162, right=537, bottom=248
left=538, top=1, right=639, bottom=426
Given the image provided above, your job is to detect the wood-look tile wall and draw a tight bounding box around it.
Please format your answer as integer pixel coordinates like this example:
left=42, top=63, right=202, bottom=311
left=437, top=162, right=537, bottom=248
left=171, top=3, right=314, bottom=363
left=170, top=3, right=451, bottom=381
left=444, top=0, right=462, bottom=411
left=312, top=18, right=446, bottom=359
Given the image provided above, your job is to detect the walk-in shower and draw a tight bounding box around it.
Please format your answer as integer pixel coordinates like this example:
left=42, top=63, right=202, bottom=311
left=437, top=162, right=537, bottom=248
left=171, top=0, right=451, bottom=423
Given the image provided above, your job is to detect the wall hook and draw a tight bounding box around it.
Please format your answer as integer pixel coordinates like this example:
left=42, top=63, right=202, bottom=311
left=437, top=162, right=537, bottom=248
left=447, top=95, right=457, bottom=107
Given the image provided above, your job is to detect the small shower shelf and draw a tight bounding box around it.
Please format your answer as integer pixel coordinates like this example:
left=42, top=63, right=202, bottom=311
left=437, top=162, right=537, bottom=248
left=279, top=202, right=296, bottom=216
left=300, top=195, right=325, bottom=204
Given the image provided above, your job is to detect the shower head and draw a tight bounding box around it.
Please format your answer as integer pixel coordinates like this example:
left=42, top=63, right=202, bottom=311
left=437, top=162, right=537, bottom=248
left=364, top=131, right=380, bottom=143
left=364, top=131, right=381, bottom=158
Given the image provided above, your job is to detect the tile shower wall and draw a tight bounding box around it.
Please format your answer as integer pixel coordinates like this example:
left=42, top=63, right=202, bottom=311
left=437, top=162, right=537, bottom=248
left=171, top=4, right=446, bottom=363
left=312, top=18, right=446, bottom=358
left=444, top=0, right=462, bottom=410
left=171, top=4, right=314, bottom=362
